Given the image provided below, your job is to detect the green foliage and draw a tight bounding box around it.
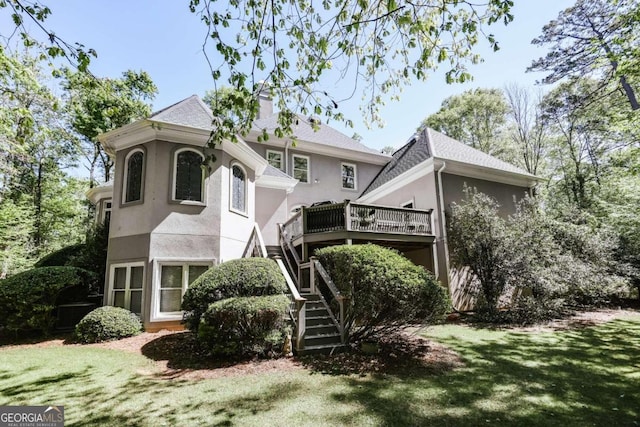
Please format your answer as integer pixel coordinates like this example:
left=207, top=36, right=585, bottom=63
left=529, top=0, right=639, bottom=110
left=74, top=306, right=143, bottom=343
left=448, top=188, right=629, bottom=323
left=188, top=0, right=515, bottom=144
left=0, top=266, right=96, bottom=335
left=34, top=244, right=85, bottom=268
left=182, top=257, right=287, bottom=332
left=0, top=195, right=35, bottom=278
left=314, top=244, right=448, bottom=341
left=198, top=294, right=290, bottom=356
left=421, top=88, right=511, bottom=159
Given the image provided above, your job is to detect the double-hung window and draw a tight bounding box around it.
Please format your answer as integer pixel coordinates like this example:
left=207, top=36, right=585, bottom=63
left=123, top=149, right=144, bottom=203
left=266, top=150, right=283, bottom=171
left=110, top=262, right=144, bottom=316
left=173, top=148, right=205, bottom=202
left=341, top=163, right=357, bottom=190
left=154, top=261, right=211, bottom=319
left=292, top=154, right=310, bottom=183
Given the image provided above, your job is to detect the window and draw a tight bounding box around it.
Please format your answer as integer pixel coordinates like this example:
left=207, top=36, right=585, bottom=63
left=100, top=199, right=112, bottom=224
left=341, top=163, right=357, bottom=190
left=230, top=163, right=247, bottom=214
left=266, top=150, right=283, bottom=171
left=155, top=262, right=211, bottom=318
left=110, top=263, right=144, bottom=316
left=123, top=149, right=144, bottom=203
left=292, top=154, right=310, bottom=183
left=173, top=148, right=205, bottom=202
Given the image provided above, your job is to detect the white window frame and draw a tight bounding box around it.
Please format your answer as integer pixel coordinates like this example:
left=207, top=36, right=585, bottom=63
left=341, top=162, right=357, bottom=190
left=151, top=258, right=215, bottom=322
left=99, top=198, right=112, bottom=224
left=229, top=162, right=248, bottom=216
left=172, top=147, right=205, bottom=204
left=107, top=262, right=145, bottom=317
left=122, top=148, right=145, bottom=205
left=266, top=149, right=284, bottom=171
left=401, top=198, right=415, bottom=209
left=292, top=154, right=310, bottom=184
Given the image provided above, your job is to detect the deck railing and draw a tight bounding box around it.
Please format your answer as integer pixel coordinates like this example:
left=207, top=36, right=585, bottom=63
left=282, top=200, right=433, bottom=239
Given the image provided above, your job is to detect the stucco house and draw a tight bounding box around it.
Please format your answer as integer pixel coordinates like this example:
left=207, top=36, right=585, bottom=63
left=87, top=94, right=538, bottom=351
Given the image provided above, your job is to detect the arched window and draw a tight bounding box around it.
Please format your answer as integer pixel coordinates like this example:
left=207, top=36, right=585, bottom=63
left=123, top=149, right=144, bottom=203
left=173, top=149, right=204, bottom=202
left=230, top=163, right=246, bottom=213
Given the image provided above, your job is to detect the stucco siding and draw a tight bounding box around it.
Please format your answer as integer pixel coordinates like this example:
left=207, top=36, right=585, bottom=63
left=255, top=187, right=288, bottom=246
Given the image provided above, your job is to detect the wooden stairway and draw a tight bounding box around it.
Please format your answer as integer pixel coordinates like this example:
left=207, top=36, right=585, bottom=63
left=299, top=293, right=345, bottom=355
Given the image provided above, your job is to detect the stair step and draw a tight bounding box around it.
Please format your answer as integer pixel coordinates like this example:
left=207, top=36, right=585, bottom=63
left=304, top=301, right=326, bottom=310
left=304, top=333, right=342, bottom=347
left=306, top=316, right=334, bottom=326
left=301, top=293, right=321, bottom=301
left=305, top=308, right=330, bottom=317
left=298, top=343, right=347, bottom=355
left=305, top=324, right=339, bottom=335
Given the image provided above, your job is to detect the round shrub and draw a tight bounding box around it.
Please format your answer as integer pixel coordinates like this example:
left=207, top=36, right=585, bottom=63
left=315, top=244, right=448, bottom=341
left=0, top=266, right=96, bottom=335
left=182, top=257, right=287, bottom=331
left=74, top=306, right=143, bottom=343
left=34, top=244, right=85, bottom=268
left=198, top=294, right=290, bottom=356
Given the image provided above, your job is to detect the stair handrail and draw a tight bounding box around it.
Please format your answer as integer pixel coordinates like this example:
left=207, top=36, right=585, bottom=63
left=278, top=223, right=301, bottom=287
left=309, top=256, right=348, bottom=344
left=273, top=256, right=306, bottom=351
left=242, top=223, right=268, bottom=258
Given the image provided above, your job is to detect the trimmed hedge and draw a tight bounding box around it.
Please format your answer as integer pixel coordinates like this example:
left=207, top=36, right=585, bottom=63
left=0, top=266, right=96, bottom=335
left=198, top=294, right=290, bottom=356
left=315, top=244, right=448, bottom=341
left=34, top=244, right=85, bottom=268
left=75, top=306, right=143, bottom=343
left=182, top=257, right=287, bottom=331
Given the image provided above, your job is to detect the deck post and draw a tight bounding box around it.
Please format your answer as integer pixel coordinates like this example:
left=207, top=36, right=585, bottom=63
left=309, top=256, right=316, bottom=294
left=344, top=199, right=351, bottom=231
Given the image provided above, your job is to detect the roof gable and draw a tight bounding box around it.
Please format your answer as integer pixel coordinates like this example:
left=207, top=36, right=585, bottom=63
left=149, top=95, right=214, bottom=130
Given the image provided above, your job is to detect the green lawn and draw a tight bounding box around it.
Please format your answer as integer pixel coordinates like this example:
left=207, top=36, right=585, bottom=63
left=1, top=314, right=639, bottom=426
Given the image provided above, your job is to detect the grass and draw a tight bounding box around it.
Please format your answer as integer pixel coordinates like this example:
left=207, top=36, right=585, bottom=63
left=1, top=314, right=639, bottom=426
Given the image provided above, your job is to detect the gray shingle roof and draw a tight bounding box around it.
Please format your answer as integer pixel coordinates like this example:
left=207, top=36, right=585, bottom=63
left=253, top=113, right=383, bottom=156
left=149, top=95, right=214, bottom=130
left=361, top=127, right=536, bottom=196
left=262, top=164, right=293, bottom=178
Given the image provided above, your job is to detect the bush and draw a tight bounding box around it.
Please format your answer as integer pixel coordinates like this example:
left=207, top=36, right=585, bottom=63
left=0, top=266, right=96, bottom=335
left=315, top=244, right=448, bottom=341
left=182, top=257, right=287, bottom=331
left=34, top=244, right=85, bottom=268
left=198, top=294, right=290, bottom=356
left=74, top=306, right=143, bottom=343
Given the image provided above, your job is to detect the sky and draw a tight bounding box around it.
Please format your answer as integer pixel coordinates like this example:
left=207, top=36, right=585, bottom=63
left=14, top=0, right=574, bottom=151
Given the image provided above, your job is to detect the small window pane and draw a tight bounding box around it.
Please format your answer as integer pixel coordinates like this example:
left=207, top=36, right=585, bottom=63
left=175, top=151, right=203, bottom=201
left=232, top=165, right=246, bottom=212
left=189, top=265, right=208, bottom=285
left=293, top=156, right=309, bottom=183
left=267, top=151, right=282, bottom=170
left=342, top=164, right=355, bottom=189
left=113, top=268, right=127, bottom=289
left=161, top=266, right=183, bottom=289
left=125, top=151, right=144, bottom=202
left=130, top=266, right=144, bottom=289
left=160, top=289, right=182, bottom=312
left=113, top=291, right=125, bottom=308
left=130, top=290, right=142, bottom=315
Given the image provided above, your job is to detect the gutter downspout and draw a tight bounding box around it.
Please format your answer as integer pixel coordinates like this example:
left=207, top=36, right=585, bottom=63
left=436, top=161, right=450, bottom=285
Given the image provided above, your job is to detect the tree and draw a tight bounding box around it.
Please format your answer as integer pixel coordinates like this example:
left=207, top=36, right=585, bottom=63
left=0, top=1, right=95, bottom=72
left=421, top=88, right=511, bottom=158
left=528, top=0, right=639, bottom=110
left=504, top=83, right=549, bottom=176
left=64, top=70, right=157, bottom=185
left=189, top=0, right=516, bottom=144
left=540, top=78, right=629, bottom=211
